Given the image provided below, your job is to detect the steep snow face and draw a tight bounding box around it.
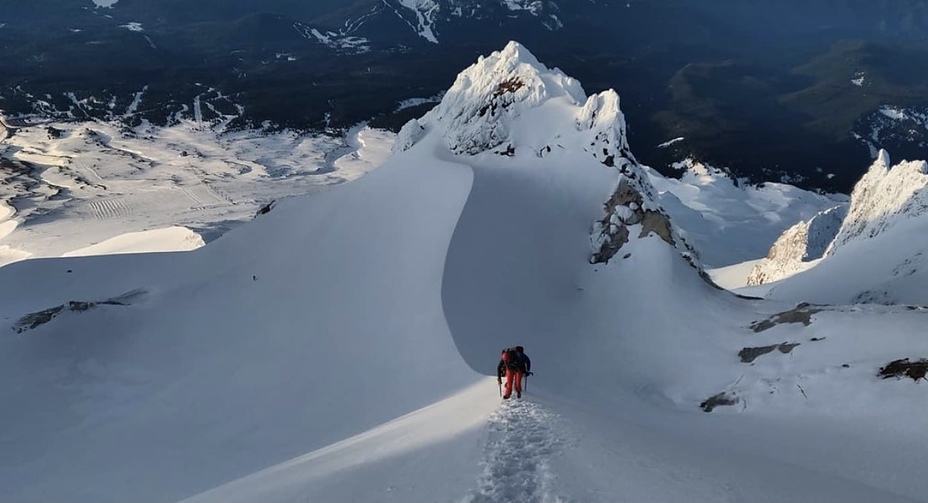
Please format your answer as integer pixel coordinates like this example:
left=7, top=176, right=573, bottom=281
left=747, top=205, right=847, bottom=286
left=828, top=150, right=928, bottom=254
left=398, top=41, right=687, bottom=268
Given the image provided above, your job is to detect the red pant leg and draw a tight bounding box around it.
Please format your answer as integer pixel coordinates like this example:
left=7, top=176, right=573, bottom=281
left=504, top=370, right=515, bottom=397
left=514, top=372, right=523, bottom=394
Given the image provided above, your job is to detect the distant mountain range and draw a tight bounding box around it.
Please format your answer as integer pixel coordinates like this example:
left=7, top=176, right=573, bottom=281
left=2, top=0, right=928, bottom=191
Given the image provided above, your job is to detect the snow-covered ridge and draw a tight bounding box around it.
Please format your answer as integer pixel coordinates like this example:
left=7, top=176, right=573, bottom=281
left=746, top=149, right=928, bottom=305
left=399, top=40, right=582, bottom=155
left=396, top=41, right=688, bottom=267
left=746, top=204, right=847, bottom=286
left=828, top=150, right=928, bottom=254
left=397, top=41, right=624, bottom=164
left=741, top=150, right=928, bottom=288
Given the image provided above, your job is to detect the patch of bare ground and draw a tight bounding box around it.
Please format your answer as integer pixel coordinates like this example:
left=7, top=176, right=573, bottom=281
left=878, top=358, right=928, bottom=382
left=739, top=342, right=801, bottom=363
left=700, top=391, right=740, bottom=412
left=12, top=289, right=146, bottom=334
left=750, top=302, right=822, bottom=332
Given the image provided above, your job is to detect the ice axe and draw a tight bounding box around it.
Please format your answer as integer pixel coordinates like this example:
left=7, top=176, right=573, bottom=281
left=497, top=377, right=502, bottom=397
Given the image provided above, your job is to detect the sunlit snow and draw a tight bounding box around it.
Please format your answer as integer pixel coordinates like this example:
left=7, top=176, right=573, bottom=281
left=2, top=41, right=926, bottom=503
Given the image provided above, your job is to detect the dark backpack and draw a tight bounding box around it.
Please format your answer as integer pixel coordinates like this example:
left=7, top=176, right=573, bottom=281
left=502, top=347, right=524, bottom=373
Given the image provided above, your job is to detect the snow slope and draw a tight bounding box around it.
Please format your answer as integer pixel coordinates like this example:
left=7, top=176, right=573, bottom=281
left=751, top=150, right=928, bottom=305
left=0, top=132, right=481, bottom=502
left=3, top=42, right=927, bottom=503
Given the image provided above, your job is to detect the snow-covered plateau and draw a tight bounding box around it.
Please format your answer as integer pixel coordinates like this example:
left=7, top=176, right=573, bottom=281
left=1, top=42, right=926, bottom=503
left=0, top=117, right=392, bottom=266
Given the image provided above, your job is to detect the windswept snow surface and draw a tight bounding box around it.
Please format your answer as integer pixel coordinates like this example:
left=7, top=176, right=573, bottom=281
left=2, top=42, right=927, bottom=503
left=0, top=121, right=392, bottom=265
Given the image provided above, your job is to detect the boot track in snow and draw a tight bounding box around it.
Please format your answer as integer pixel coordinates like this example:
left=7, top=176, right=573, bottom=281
left=465, top=399, right=564, bottom=503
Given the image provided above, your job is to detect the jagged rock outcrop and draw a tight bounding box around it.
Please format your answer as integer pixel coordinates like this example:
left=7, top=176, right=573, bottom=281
left=747, top=205, right=847, bottom=285
left=590, top=174, right=679, bottom=265
left=394, top=41, right=639, bottom=170
left=827, top=150, right=928, bottom=253
left=396, top=41, right=587, bottom=156
left=750, top=150, right=928, bottom=286
left=396, top=41, right=695, bottom=269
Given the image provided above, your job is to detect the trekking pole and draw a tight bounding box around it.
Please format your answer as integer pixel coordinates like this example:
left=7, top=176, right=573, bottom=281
left=524, top=374, right=528, bottom=392
left=498, top=378, right=502, bottom=397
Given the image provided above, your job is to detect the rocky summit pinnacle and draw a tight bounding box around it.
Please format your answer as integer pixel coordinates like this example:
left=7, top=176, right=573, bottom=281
left=395, top=41, right=635, bottom=167
left=395, top=41, right=695, bottom=269
left=828, top=149, right=928, bottom=253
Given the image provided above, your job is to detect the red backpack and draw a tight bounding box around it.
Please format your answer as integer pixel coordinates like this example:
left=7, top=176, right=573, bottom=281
left=501, top=347, right=523, bottom=372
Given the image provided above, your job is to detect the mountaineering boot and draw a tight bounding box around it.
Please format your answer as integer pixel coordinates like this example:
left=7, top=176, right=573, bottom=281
left=517, top=392, right=521, bottom=398
left=503, top=394, right=511, bottom=399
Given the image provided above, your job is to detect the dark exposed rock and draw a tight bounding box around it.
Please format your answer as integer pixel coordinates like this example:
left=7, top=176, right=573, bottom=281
left=878, top=358, right=928, bottom=382
left=590, top=177, right=675, bottom=264
left=494, top=77, right=524, bottom=97
left=255, top=200, right=276, bottom=217
left=497, top=144, right=516, bottom=156
left=478, top=77, right=524, bottom=118
left=12, top=290, right=145, bottom=334
left=739, top=342, right=801, bottom=363
left=591, top=222, right=629, bottom=265
left=700, top=391, right=739, bottom=412
left=750, top=303, right=822, bottom=332
left=15, top=305, right=65, bottom=333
